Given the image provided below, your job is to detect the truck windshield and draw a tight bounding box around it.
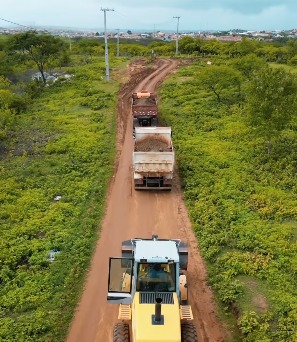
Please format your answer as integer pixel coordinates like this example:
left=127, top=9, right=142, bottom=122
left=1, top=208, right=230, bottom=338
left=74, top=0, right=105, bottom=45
left=136, top=263, right=176, bottom=292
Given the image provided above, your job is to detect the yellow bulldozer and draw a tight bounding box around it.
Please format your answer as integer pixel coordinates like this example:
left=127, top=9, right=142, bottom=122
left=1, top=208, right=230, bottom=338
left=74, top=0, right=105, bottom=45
left=107, top=235, right=198, bottom=342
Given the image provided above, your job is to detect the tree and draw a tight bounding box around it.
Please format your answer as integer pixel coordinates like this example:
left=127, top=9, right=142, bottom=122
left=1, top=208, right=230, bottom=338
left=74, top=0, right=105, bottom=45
left=0, top=76, right=25, bottom=140
left=289, top=54, right=297, bottom=66
left=255, top=44, right=288, bottom=63
left=7, top=31, right=68, bottom=84
left=78, top=39, right=104, bottom=62
left=231, top=54, right=267, bottom=79
left=200, top=39, right=222, bottom=56
left=198, top=65, right=242, bottom=104
left=287, top=39, right=297, bottom=59
left=230, top=37, right=260, bottom=57
left=120, top=44, right=146, bottom=57
left=178, top=36, right=195, bottom=54
left=0, top=51, right=13, bottom=78
left=245, top=66, right=297, bottom=154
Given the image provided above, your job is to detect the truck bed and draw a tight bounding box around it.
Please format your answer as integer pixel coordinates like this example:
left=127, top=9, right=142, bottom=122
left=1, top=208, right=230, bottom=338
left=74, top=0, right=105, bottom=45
left=132, top=106, right=158, bottom=118
left=132, top=92, right=158, bottom=118
left=133, top=127, right=174, bottom=190
left=133, top=152, right=174, bottom=175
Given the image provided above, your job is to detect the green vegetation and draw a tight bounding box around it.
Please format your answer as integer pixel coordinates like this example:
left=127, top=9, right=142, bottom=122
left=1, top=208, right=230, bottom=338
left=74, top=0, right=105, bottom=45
left=245, top=66, right=297, bottom=154
left=159, top=59, right=297, bottom=341
left=7, top=31, right=69, bottom=84
left=0, top=36, right=128, bottom=340
left=176, top=35, right=297, bottom=65
left=198, top=65, right=242, bottom=103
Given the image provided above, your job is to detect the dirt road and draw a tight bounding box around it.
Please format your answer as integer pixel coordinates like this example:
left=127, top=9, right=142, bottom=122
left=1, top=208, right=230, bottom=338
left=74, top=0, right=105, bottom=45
left=66, top=58, right=228, bottom=342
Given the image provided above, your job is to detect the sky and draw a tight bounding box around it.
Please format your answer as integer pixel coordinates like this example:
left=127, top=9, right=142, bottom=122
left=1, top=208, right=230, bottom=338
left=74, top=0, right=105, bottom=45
left=1, top=0, right=297, bottom=32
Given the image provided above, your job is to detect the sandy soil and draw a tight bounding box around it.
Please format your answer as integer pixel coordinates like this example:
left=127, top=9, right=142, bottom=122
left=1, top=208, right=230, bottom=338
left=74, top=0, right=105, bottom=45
left=66, top=58, right=228, bottom=342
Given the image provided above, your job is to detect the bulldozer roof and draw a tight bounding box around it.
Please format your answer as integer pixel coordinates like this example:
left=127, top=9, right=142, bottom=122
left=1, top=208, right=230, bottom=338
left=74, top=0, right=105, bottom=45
left=134, top=239, right=179, bottom=263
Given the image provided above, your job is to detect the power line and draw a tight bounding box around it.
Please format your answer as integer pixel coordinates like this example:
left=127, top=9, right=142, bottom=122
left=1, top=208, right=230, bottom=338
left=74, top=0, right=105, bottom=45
left=0, top=17, right=33, bottom=30
left=113, top=10, right=175, bottom=33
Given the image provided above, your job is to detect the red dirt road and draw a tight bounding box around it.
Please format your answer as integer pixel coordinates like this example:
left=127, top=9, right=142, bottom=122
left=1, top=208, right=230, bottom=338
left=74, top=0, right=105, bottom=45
left=66, top=59, right=228, bottom=342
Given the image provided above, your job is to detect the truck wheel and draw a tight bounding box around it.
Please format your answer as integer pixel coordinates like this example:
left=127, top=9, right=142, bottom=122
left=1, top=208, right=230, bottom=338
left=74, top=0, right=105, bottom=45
left=113, top=323, right=130, bottom=342
left=181, top=322, right=198, bottom=342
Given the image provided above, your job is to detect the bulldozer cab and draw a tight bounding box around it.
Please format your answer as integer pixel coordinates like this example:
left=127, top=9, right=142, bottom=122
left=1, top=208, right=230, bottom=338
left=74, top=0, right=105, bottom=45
left=108, top=236, right=188, bottom=305
left=136, top=262, right=176, bottom=292
left=107, top=257, right=177, bottom=304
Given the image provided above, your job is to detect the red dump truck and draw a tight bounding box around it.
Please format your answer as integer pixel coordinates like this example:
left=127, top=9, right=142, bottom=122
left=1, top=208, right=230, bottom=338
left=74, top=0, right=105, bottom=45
left=132, top=91, right=158, bottom=128
left=133, top=127, right=174, bottom=190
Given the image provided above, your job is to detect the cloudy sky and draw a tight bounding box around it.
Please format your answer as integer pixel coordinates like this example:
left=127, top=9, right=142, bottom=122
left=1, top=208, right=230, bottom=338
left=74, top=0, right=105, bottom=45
left=1, top=0, right=297, bottom=32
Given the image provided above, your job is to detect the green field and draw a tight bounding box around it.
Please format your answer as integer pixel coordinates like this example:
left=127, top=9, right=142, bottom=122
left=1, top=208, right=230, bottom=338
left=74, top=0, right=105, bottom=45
left=0, top=55, right=128, bottom=341
left=159, top=60, right=297, bottom=341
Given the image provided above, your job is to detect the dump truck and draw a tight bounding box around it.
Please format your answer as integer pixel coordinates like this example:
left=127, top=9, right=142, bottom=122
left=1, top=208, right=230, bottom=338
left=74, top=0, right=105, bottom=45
left=132, top=91, right=158, bottom=128
left=133, top=126, right=174, bottom=190
left=107, top=235, right=198, bottom=342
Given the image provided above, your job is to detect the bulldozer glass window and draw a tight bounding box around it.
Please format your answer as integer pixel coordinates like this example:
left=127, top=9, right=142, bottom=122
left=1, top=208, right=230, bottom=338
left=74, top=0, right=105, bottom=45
left=108, top=258, right=133, bottom=293
left=136, top=262, right=176, bottom=292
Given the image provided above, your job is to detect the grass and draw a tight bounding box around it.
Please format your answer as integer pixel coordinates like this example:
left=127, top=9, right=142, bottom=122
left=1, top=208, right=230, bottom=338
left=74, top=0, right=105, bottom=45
left=237, top=276, right=269, bottom=314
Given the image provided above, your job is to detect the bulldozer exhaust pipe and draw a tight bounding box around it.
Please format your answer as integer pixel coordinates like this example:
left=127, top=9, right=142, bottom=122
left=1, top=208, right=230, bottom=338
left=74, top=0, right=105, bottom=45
left=155, top=297, right=162, bottom=322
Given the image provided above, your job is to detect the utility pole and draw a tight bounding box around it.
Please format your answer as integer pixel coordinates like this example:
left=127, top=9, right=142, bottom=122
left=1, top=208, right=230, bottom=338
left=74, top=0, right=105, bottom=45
left=173, top=16, right=180, bottom=56
left=68, top=34, right=72, bottom=51
left=101, top=7, right=114, bottom=81
left=116, top=28, right=120, bottom=57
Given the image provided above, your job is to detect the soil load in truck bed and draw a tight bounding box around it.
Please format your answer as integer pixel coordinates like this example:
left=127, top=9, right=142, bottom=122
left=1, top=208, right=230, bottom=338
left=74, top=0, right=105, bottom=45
left=134, top=97, right=156, bottom=105
left=134, top=135, right=172, bottom=152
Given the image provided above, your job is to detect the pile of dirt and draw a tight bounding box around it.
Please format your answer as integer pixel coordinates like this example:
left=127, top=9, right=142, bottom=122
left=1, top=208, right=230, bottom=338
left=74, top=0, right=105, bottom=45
left=134, top=97, right=156, bottom=105
left=135, top=135, right=171, bottom=152
left=128, top=58, right=148, bottom=79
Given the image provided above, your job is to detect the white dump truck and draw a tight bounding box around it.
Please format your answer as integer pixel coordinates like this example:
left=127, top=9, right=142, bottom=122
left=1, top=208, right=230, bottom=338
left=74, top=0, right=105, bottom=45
left=133, top=127, right=174, bottom=190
